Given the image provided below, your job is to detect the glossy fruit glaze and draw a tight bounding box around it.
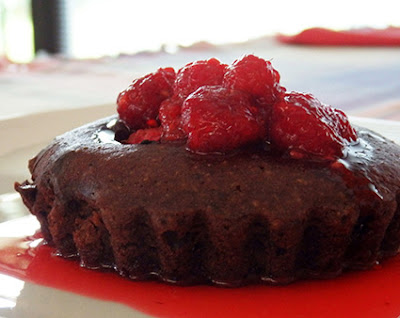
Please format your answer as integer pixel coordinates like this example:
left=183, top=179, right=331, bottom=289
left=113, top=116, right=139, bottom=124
left=1, top=218, right=400, bottom=318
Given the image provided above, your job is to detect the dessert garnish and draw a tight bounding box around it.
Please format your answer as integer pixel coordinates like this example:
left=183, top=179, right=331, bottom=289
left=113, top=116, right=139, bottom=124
left=116, top=55, right=357, bottom=160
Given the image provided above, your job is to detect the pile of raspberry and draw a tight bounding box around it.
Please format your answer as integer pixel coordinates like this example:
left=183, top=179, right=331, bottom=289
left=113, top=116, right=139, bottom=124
left=116, top=55, right=357, bottom=160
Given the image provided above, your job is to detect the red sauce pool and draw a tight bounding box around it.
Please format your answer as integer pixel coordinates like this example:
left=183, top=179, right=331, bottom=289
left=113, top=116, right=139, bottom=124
left=1, top=218, right=400, bottom=318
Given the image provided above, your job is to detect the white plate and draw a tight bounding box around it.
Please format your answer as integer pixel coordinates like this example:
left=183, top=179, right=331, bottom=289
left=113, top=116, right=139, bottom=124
left=0, top=106, right=400, bottom=318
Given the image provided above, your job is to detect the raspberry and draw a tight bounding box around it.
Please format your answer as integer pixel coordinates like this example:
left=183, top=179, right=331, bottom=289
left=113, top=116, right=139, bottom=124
left=269, top=92, right=357, bottom=159
left=223, top=54, right=285, bottom=107
left=159, top=97, right=186, bottom=141
left=117, top=67, right=176, bottom=130
left=126, top=127, right=162, bottom=144
left=146, top=119, right=159, bottom=128
left=181, top=86, right=267, bottom=154
left=174, top=58, right=227, bottom=98
left=333, top=108, right=358, bottom=142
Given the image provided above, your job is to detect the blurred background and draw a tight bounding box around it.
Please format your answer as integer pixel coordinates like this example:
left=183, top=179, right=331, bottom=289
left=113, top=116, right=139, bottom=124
left=0, top=0, right=399, bottom=120
left=1, top=0, right=399, bottom=63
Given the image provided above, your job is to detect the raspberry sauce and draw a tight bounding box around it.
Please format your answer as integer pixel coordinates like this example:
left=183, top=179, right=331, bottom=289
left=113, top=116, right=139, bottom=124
left=1, top=218, right=400, bottom=318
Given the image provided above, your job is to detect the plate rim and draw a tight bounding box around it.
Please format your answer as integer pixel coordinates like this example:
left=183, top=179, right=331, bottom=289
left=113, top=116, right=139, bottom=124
left=0, top=104, right=114, bottom=156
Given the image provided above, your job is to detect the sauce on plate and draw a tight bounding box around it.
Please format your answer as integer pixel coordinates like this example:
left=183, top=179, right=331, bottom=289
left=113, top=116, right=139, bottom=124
left=1, top=219, right=400, bottom=318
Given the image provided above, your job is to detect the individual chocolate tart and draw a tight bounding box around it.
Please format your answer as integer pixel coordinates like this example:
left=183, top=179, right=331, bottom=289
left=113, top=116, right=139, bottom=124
left=15, top=55, right=400, bottom=286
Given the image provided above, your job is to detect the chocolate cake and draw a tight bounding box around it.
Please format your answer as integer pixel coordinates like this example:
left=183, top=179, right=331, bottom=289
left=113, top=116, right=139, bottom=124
left=15, top=55, right=400, bottom=286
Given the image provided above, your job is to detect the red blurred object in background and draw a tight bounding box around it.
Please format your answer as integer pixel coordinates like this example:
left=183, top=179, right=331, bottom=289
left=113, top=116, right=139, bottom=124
left=277, top=26, right=400, bottom=46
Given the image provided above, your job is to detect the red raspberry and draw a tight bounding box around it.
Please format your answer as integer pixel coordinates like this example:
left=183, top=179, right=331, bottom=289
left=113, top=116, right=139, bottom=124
left=333, top=108, right=358, bottom=142
left=174, top=58, right=227, bottom=98
left=117, top=67, right=176, bottom=130
left=270, top=92, right=357, bottom=159
left=223, top=54, right=285, bottom=107
left=126, top=127, right=162, bottom=144
left=181, top=86, right=267, bottom=154
left=159, top=97, right=186, bottom=141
